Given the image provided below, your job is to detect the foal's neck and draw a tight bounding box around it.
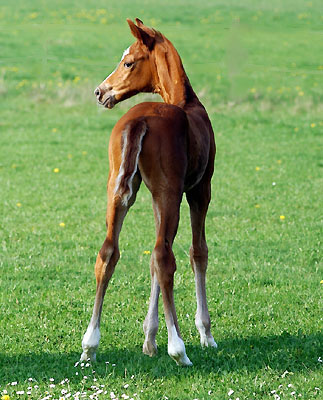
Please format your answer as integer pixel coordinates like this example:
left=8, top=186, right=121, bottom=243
left=152, top=39, right=202, bottom=110
left=163, top=75, right=201, bottom=110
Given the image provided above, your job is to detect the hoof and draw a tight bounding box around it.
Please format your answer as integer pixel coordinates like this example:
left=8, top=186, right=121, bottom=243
left=200, top=335, right=218, bottom=348
left=169, top=351, right=193, bottom=367
left=143, top=340, right=157, bottom=357
left=80, top=348, right=96, bottom=362
left=168, top=336, right=193, bottom=366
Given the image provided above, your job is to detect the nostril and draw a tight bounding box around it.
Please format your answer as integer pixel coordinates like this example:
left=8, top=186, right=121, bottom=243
left=94, top=87, right=100, bottom=97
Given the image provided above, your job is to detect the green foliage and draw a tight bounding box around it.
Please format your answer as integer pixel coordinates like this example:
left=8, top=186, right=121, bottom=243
left=0, top=0, right=322, bottom=399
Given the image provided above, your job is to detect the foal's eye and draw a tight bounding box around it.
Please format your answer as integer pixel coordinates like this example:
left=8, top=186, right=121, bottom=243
left=124, top=62, right=134, bottom=69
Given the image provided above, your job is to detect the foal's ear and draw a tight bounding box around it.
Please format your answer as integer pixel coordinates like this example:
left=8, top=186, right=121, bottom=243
left=127, top=18, right=155, bottom=50
left=135, top=18, right=144, bottom=27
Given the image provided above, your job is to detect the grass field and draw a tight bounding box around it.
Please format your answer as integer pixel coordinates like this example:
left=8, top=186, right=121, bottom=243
left=0, top=0, right=322, bottom=399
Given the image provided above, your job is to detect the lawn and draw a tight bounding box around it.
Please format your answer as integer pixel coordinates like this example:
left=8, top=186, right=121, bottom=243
left=0, top=0, right=322, bottom=399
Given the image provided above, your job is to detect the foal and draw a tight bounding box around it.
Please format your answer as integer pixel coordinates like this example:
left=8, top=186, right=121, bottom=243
left=81, top=18, right=216, bottom=366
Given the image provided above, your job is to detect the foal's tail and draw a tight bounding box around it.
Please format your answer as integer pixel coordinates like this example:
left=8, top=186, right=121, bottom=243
left=114, top=119, right=147, bottom=206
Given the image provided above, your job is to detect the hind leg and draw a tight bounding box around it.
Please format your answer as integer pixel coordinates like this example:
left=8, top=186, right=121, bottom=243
left=186, top=180, right=217, bottom=348
left=142, top=193, right=163, bottom=357
left=81, top=174, right=141, bottom=361
left=150, top=191, right=192, bottom=366
left=142, top=262, right=160, bottom=356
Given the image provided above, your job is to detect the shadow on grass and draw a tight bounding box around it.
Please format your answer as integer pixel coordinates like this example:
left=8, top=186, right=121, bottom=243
left=0, top=332, right=322, bottom=383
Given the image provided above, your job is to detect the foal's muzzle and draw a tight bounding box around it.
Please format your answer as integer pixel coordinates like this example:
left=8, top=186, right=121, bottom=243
left=94, top=86, right=116, bottom=109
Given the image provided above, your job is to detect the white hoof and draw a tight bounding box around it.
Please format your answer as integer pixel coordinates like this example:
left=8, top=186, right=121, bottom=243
left=169, top=350, right=193, bottom=367
left=168, top=333, right=192, bottom=367
left=200, top=335, right=218, bottom=348
left=80, top=349, right=96, bottom=362
left=143, top=340, right=158, bottom=357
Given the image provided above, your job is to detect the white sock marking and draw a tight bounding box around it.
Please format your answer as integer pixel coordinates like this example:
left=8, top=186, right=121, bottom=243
left=194, top=270, right=217, bottom=348
left=81, top=324, right=101, bottom=361
left=82, top=324, right=100, bottom=350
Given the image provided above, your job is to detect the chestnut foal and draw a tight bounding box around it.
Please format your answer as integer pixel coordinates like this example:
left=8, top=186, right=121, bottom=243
left=81, top=19, right=216, bottom=366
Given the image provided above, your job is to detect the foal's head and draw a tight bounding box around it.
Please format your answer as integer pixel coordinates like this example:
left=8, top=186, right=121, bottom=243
left=95, top=19, right=161, bottom=109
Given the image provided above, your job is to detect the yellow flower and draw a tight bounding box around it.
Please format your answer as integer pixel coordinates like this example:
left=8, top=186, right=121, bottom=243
left=67, top=154, right=73, bottom=159
left=12, top=163, right=17, bottom=169
left=59, top=222, right=65, bottom=227
left=52, top=128, right=57, bottom=133
left=280, top=215, right=285, bottom=220
left=250, top=88, right=257, bottom=94
left=82, top=151, right=87, bottom=156
left=16, top=202, right=22, bottom=207
left=16, top=80, right=27, bottom=89
left=277, top=160, right=282, bottom=164
left=294, top=127, right=299, bottom=132
left=53, top=168, right=60, bottom=173
left=143, top=250, right=151, bottom=255
left=310, top=123, right=316, bottom=128
left=298, top=91, right=304, bottom=96
left=320, top=280, right=323, bottom=284
left=29, top=12, right=39, bottom=19
left=255, top=204, right=260, bottom=208
left=96, top=9, right=107, bottom=15
left=2, top=395, right=10, bottom=400
left=73, top=76, right=81, bottom=83
left=255, top=166, right=260, bottom=171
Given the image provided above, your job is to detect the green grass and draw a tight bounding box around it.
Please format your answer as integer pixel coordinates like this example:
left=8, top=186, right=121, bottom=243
left=0, top=0, right=322, bottom=399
